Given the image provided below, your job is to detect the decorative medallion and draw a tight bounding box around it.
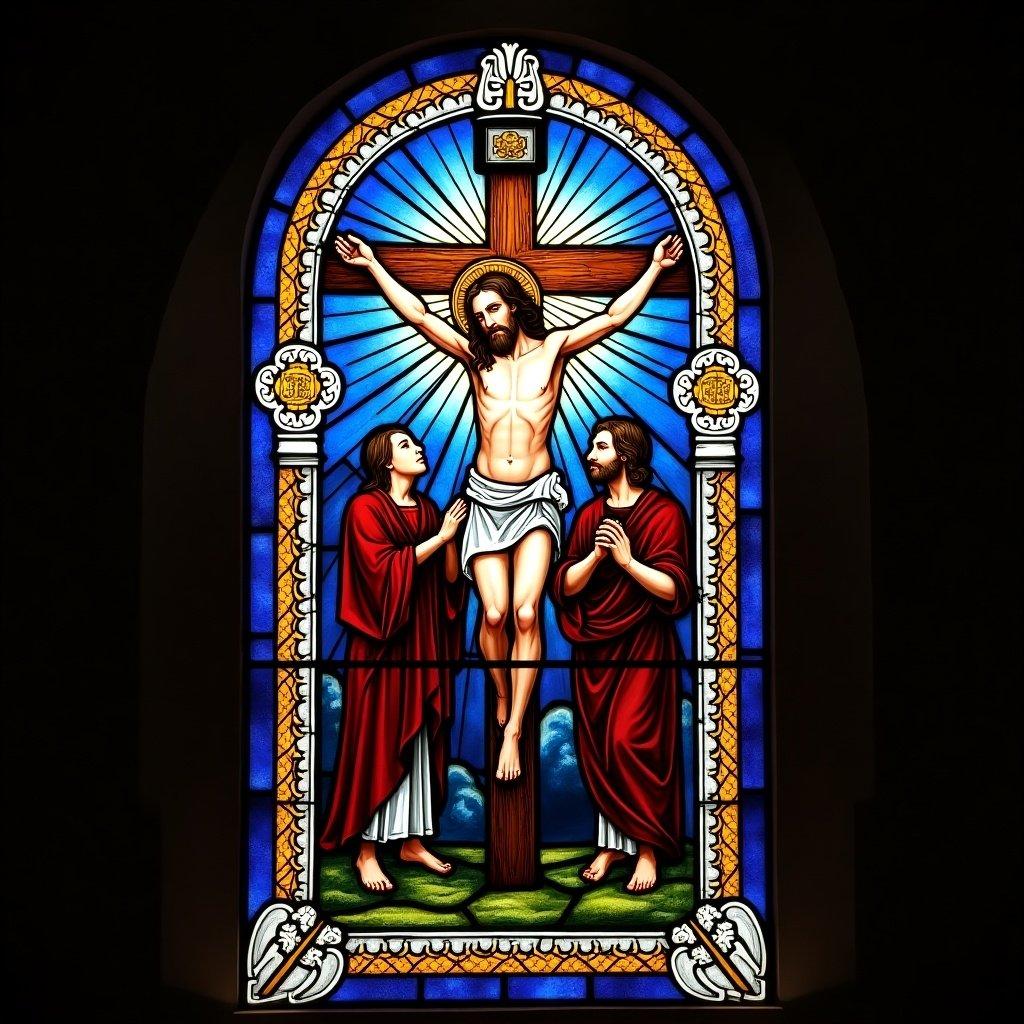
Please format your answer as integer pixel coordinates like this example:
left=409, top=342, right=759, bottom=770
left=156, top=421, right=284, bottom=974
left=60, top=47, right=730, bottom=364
left=672, top=348, right=759, bottom=434
left=255, top=344, right=343, bottom=431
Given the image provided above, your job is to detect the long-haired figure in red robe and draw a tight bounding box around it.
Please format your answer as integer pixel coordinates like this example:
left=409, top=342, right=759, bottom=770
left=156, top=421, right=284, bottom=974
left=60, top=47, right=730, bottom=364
left=320, top=423, right=467, bottom=892
left=552, top=417, right=693, bottom=893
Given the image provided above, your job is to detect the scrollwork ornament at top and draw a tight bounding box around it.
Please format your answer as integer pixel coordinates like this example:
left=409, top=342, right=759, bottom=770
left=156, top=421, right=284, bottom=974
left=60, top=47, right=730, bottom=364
left=475, top=42, right=544, bottom=113
left=672, top=348, right=759, bottom=436
left=255, top=344, right=343, bottom=432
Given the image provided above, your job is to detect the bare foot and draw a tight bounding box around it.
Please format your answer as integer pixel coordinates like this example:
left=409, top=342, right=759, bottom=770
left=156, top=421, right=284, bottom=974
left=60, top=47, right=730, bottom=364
left=399, top=838, right=452, bottom=875
left=495, top=727, right=521, bottom=781
left=580, top=849, right=625, bottom=883
left=355, top=852, right=394, bottom=892
left=626, top=846, right=658, bottom=893
left=496, top=691, right=509, bottom=729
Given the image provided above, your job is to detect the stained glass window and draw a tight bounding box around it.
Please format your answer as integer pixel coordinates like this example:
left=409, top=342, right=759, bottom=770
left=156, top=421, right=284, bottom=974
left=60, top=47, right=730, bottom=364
left=244, top=35, right=770, bottom=1008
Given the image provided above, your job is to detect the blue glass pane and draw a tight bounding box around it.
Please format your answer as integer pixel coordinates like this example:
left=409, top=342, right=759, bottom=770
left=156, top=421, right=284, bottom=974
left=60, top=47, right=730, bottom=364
left=250, top=638, right=273, bottom=661
left=742, top=792, right=767, bottom=918
left=540, top=705, right=592, bottom=844
left=250, top=669, right=274, bottom=790
left=683, top=133, right=730, bottom=192
left=250, top=534, right=273, bottom=633
left=594, top=976, right=684, bottom=1000
left=412, top=49, right=485, bottom=82
left=739, top=409, right=763, bottom=509
left=273, top=110, right=352, bottom=207
left=247, top=796, right=272, bottom=918
left=508, top=976, right=587, bottom=1000
left=675, top=611, right=694, bottom=661
left=250, top=407, right=273, bottom=528
left=741, top=669, right=764, bottom=789
left=252, top=209, right=288, bottom=299
left=719, top=192, right=761, bottom=300
left=321, top=673, right=342, bottom=773
left=331, top=977, right=418, bottom=1002
left=635, top=89, right=689, bottom=137
left=336, top=117, right=484, bottom=246
left=424, top=976, right=500, bottom=1000
left=321, top=549, right=343, bottom=659
left=345, top=70, right=412, bottom=120
left=538, top=48, right=573, bottom=74
left=682, top=698, right=695, bottom=838
left=250, top=301, right=276, bottom=371
left=538, top=123, right=675, bottom=246
left=451, top=669, right=484, bottom=771
left=577, top=59, right=633, bottom=97
left=738, top=304, right=762, bottom=372
left=740, top=516, right=763, bottom=649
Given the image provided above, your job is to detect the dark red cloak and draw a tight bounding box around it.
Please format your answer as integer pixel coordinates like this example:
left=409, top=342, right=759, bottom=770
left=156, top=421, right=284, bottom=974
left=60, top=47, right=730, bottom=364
left=320, top=489, right=465, bottom=850
left=552, top=488, right=692, bottom=856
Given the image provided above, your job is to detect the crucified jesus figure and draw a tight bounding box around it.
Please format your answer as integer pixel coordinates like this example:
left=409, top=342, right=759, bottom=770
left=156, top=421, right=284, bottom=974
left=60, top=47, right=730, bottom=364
left=335, top=232, right=683, bottom=782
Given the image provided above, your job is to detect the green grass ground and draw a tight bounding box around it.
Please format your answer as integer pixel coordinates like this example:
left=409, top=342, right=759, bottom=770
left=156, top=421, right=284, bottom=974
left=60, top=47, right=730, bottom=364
left=320, top=844, right=694, bottom=929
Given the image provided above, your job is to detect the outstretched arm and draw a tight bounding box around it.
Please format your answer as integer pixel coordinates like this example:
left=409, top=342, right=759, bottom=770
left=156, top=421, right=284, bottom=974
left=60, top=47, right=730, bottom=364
left=335, top=234, right=471, bottom=362
left=552, top=233, right=684, bottom=356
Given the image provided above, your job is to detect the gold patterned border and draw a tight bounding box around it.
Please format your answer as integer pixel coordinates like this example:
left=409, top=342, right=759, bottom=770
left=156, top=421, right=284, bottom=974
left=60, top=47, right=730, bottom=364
left=349, top=947, right=667, bottom=975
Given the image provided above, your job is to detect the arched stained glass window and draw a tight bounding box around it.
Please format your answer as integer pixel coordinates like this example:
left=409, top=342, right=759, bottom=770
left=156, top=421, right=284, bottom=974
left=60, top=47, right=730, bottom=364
left=244, top=35, right=770, bottom=1009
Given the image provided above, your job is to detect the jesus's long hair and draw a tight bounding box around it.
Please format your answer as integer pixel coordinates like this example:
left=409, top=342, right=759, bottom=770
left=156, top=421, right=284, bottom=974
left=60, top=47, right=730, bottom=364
left=358, top=422, right=422, bottom=493
left=463, top=273, right=548, bottom=373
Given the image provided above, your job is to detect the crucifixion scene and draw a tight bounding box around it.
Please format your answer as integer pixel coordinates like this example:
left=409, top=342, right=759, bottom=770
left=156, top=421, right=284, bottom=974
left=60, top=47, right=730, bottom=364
left=315, top=48, right=700, bottom=928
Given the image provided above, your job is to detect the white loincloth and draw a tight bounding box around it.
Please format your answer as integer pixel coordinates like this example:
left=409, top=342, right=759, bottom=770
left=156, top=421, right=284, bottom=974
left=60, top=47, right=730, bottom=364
left=361, top=727, right=433, bottom=842
left=461, top=468, right=569, bottom=579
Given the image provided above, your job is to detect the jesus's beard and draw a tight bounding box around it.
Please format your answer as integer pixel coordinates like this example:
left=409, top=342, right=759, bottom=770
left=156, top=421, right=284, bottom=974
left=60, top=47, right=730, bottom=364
left=487, top=327, right=516, bottom=357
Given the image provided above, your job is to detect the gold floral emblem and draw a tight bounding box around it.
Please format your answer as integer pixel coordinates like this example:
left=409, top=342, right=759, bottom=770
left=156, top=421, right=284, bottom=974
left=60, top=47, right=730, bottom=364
left=492, top=130, right=528, bottom=160
left=274, top=360, right=322, bottom=411
left=693, top=364, right=738, bottom=415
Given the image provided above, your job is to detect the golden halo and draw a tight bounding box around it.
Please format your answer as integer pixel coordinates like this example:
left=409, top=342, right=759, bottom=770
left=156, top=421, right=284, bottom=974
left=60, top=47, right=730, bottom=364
left=451, top=259, right=542, bottom=334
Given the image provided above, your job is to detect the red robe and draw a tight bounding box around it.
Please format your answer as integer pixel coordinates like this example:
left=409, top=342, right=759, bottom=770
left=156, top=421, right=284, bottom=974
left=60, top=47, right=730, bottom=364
left=320, top=489, right=464, bottom=850
left=552, top=488, right=692, bottom=857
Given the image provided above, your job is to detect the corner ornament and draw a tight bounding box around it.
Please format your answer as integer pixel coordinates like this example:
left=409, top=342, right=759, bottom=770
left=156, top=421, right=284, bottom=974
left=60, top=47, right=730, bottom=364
left=669, top=899, right=767, bottom=1002
left=256, top=344, right=343, bottom=431
left=672, top=348, right=759, bottom=434
left=247, top=902, right=346, bottom=1005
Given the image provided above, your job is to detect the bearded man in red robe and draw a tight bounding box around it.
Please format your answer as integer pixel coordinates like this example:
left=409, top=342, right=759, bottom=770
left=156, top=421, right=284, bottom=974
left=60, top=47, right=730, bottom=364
left=320, top=423, right=467, bottom=892
left=552, top=417, right=692, bottom=893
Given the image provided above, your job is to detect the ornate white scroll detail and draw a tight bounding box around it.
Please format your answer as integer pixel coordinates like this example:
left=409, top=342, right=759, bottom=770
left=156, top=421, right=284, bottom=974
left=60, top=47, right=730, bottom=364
left=672, top=347, right=759, bottom=434
left=670, top=901, right=766, bottom=1002
left=475, top=42, right=544, bottom=112
left=247, top=903, right=346, bottom=1004
left=255, top=344, right=342, bottom=431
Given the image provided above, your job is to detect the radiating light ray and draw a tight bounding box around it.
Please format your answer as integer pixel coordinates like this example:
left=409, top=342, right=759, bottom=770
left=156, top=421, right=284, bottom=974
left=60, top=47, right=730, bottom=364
left=335, top=117, right=485, bottom=244
left=537, top=122, right=675, bottom=246
left=536, top=121, right=586, bottom=223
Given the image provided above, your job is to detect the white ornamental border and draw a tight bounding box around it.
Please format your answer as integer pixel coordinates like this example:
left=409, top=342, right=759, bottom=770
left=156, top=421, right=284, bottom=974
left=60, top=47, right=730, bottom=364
left=266, top=54, right=757, bottom=931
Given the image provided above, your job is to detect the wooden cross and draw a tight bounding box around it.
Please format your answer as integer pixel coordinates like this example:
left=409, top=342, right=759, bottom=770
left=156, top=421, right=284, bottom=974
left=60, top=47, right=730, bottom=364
left=327, top=172, right=691, bottom=887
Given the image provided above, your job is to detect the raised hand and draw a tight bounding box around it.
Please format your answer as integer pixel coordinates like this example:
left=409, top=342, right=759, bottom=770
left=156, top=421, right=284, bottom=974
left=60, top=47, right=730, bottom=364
left=652, top=233, right=684, bottom=270
left=595, top=518, right=632, bottom=567
left=335, top=232, right=375, bottom=268
left=438, top=498, right=468, bottom=542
